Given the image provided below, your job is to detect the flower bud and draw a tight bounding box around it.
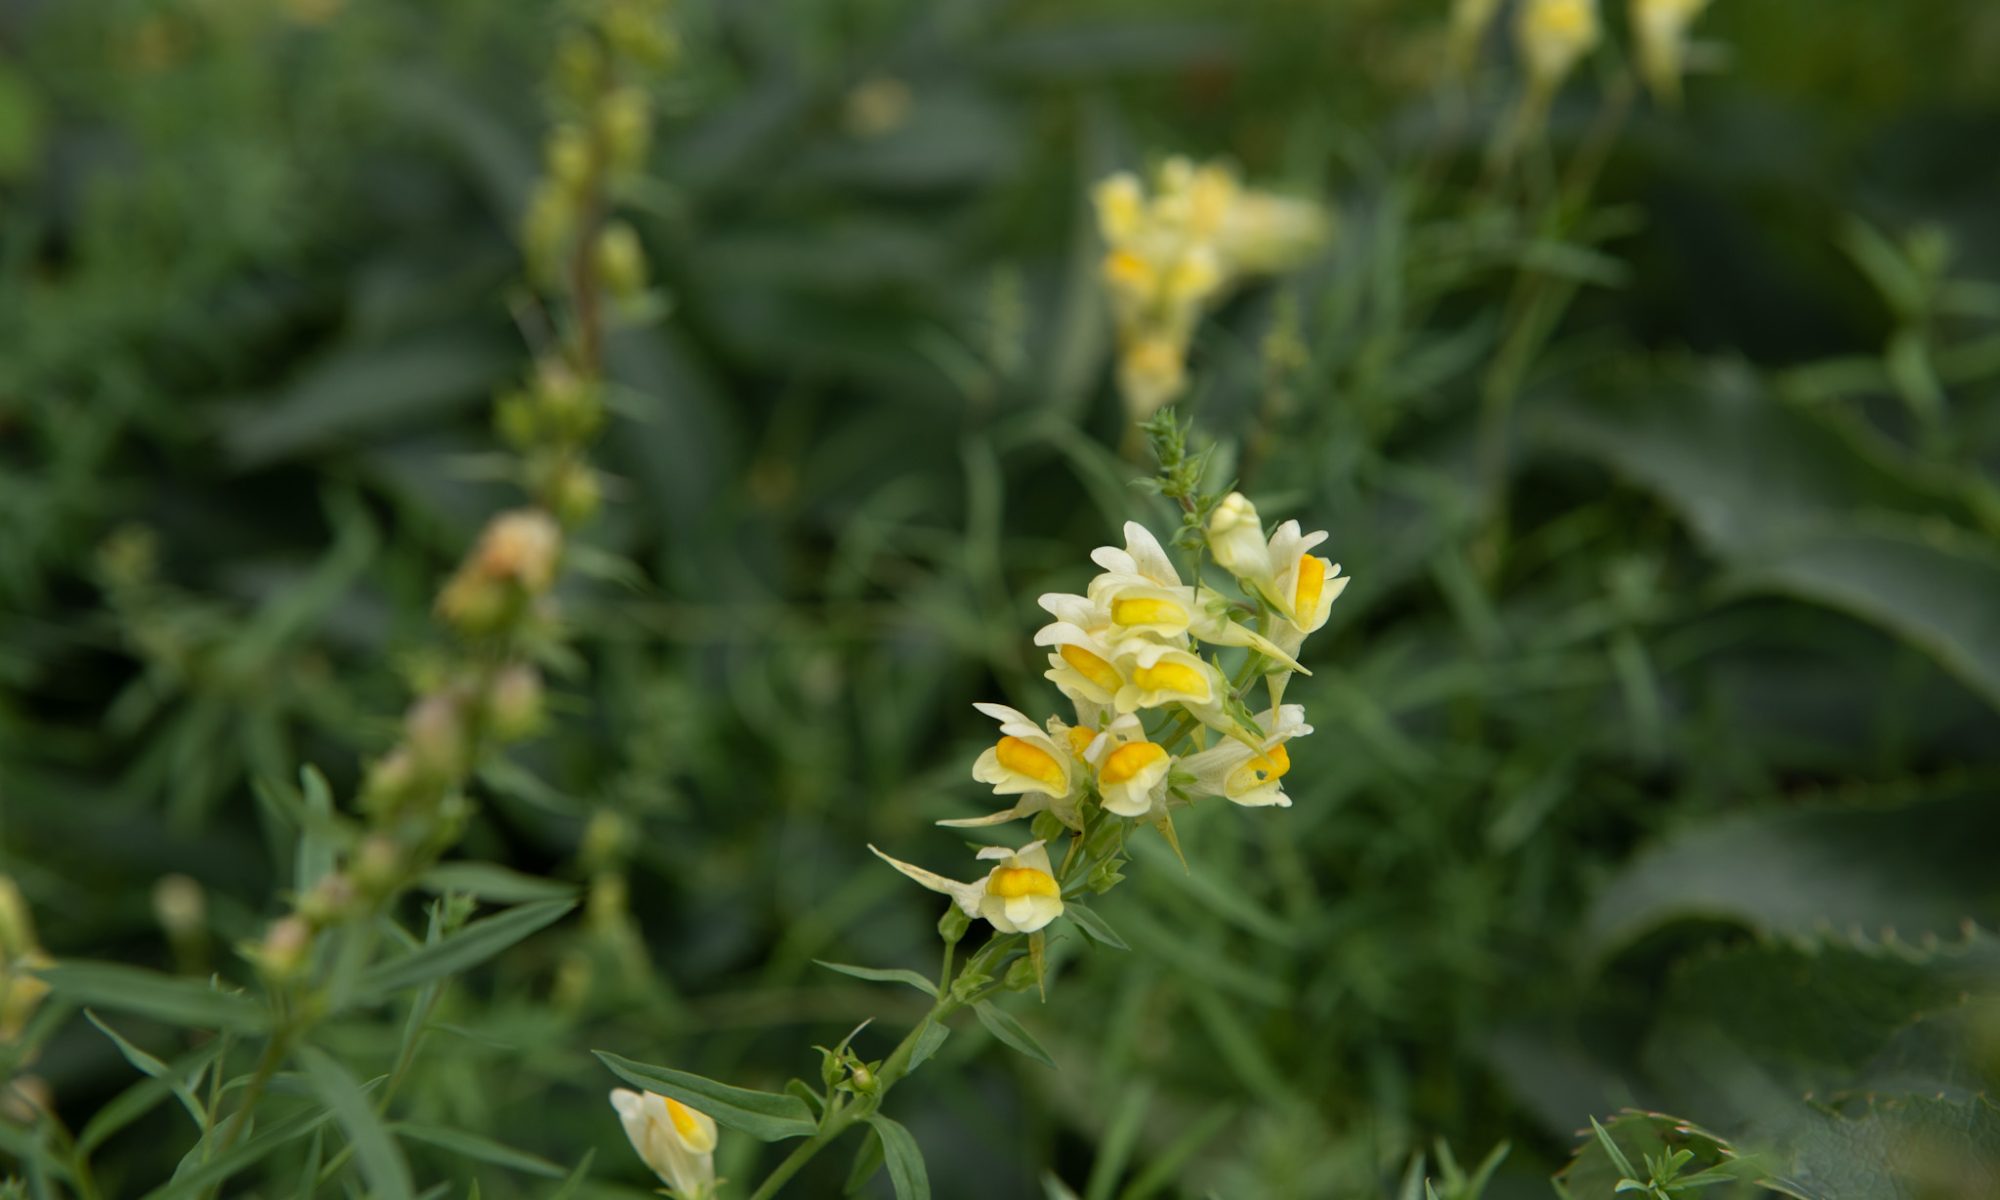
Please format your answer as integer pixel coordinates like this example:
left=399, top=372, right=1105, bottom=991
left=1516, top=0, right=1601, bottom=94
left=1003, top=955, right=1040, bottom=992
left=352, top=836, right=403, bottom=896
left=847, top=1061, right=878, bottom=1093
left=152, top=874, right=206, bottom=939
left=360, top=747, right=422, bottom=816
left=486, top=664, right=545, bottom=742
left=610, top=1089, right=717, bottom=1199
left=404, top=693, right=471, bottom=780
left=1206, top=492, right=1269, bottom=581
left=598, top=87, right=652, bottom=173
left=545, top=123, right=593, bottom=194
left=595, top=221, right=647, bottom=300
left=554, top=31, right=603, bottom=101
left=298, top=872, right=357, bottom=927
left=587, top=872, right=629, bottom=933
left=257, top=916, right=313, bottom=982
left=522, top=184, right=574, bottom=280
left=0, top=953, right=51, bottom=1043
left=937, top=902, right=972, bottom=945
left=1, top=1076, right=51, bottom=1124
left=474, top=509, right=564, bottom=593
left=582, top=810, right=632, bottom=872
left=0, top=877, right=37, bottom=960
left=548, top=460, right=603, bottom=526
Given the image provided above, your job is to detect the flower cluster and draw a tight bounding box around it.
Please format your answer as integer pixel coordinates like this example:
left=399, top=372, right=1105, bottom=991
left=876, top=498, right=1347, bottom=935
left=1093, top=159, right=1326, bottom=423
left=1455, top=0, right=1717, bottom=105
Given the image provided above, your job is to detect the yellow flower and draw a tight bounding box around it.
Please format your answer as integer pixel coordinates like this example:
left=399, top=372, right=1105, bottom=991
left=1179, top=706, right=1311, bottom=807
left=871, top=841, right=1064, bottom=933
left=1093, top=172, right=1146, bottom=246
left=1516, top=0, right=1601, bottom=94
left=1113, top=641, right=1220, bottom=713
left=1117, top=335, right=1189, bottom=423
left=1085, top=715, right=1173, bottom=818
left=610, top=1088, right=718, bottom=1199
left=1205, top=492, right=1270, bottom=584
left=1631, top=0, right=1712, bottom=104
left=947, top=704, right=1091, bottom=830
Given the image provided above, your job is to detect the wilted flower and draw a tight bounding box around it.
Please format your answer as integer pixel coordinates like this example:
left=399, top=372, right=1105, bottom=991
left=872, top=841, right=1064, bottom=933
left=610, top=1088, right=718, bottom=1199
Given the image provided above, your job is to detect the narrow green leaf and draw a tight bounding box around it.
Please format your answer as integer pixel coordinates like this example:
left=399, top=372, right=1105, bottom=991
left=812, top=960, right=938, bottom=996
left=547, top=1149, right=595, bottom=1200
left=298, top=1047, right=414, bottom=1200
left=864, top=1114, right=931, bottom=1200
left=391, top=1122, right=566, bottom=1178
left=83, top=1011, right=207, bottom=1132
left=147, top=1103, right=337, bottom=1199
left=972, top=1001, right=1055, bottom=1069
left=844, top=1124, right=887, bottom=1196
left=1062, top=903, right=1129, bottom=951
left=38, top=963, right=265, bottom=1033
left=419, top=863, right=579, bottom=903
left=908, top=1020, right=951, bottom=1071
left=354, top=898, right=576, bottom=1001
left=296, top=765, right=337, bottom=893
left=1084, top=1086, right=1148, bottom=1200
left=593, top=1051, right=817, bottom=1142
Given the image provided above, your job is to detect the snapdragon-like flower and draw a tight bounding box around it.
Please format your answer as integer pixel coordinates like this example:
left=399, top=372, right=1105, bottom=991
left=1083, top=522, right=1310, bottom=671
left=1179, top=706, right=1311, bottom=808
left=1632, top=0, right=1712, bottom=104
left=949, top=703, right=1093, bottom=829
left=872, top=841, right=1064, bottom=933
left=1516, top=0, right=1601, bottom=96
left=1085, top=715, right=1174, bottom=818
left=1093, top=160, right=1326, bottom=423
left=610, top=1088, right=718, bottom=1199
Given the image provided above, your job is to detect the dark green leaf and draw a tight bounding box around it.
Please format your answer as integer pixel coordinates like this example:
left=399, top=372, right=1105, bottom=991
left=812, top=960, right=938, bottom=996
left=973, top=1001, right=1055, bottom=1069
left=37, top=963, right=265, bottom=1033
left=593, top=1051, right=817, bottom=1141
left=391, top=1122, right=567, bottom=1178
left=354, top=898, right=576, bottom=1001
left=865, top=1114, right=931, bottom=1200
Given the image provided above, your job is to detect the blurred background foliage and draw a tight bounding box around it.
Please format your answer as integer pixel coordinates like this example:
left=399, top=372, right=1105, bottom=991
left=4, top=0, right=2000, bottom=1196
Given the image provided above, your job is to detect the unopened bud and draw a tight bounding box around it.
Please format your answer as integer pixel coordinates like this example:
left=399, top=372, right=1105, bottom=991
left=581, top=810, right=631, bottom=872
left=0, top=952, right=51, bottom=1042
left=258, top=916, right=312, bottom=982
left=545, top=123, right=593, bottom=193
left=152, top=874, right=206, bottom=938
left=553, top=31, right=603, bottom=101
left=1003, top=956, right=1039, bottom=992
left=599, top=87, right=651, bottom=173
left=937, top=903, right=972, bottom=945
left=548, top=460, right=603, bottom=526
left=522, top=184, right=574, bottom=280
left=0, top=1076, right=51, bottom=1124
left=0, top=877, right=37, bottom=960
left=352, top=836, right=402, bottom=896
left=587, top=872, right=629, bottom=932
left=487, top=664, right=545, bottom=742
left=595, top=222, right=647, bottom=299
left=360, top=747, right=422, bottom=816
left=848, top=1062, right=877, bottom=1093
left=1206, top=492, right=1269, bottom=580
left=298, top=872, right=357, bottom=927
left=404, top=693, right=471, bottom=779
left=473, top=509, right=563, bottom=593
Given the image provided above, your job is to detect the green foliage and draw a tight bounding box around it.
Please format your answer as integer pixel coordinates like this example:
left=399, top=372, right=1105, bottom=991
left=4, top=0, right=2000, bottom=1197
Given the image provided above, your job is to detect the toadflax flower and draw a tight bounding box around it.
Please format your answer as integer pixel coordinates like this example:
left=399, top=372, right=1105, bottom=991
left=610, top=1088, right=718, bottom=1199
left=946, top=703, right=1094, bottom=829
left=871, top=841, right=1064, bottom=933
left=1179, top=706, right=1312, bottom=808
left=1516, top=0, right=1601, bottom=97
left=1631, top=0, right=1712, bottom=104
left=1085, top=715, right=1174, bottom=818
